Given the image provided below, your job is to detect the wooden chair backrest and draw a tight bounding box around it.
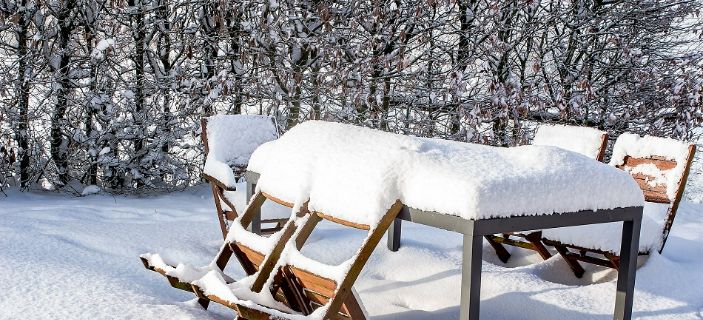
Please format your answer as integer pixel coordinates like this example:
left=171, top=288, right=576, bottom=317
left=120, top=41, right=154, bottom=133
left=618, top=155, right=678, bottom=204
left=201, top=118, right=233, bottom=238
left=532, top=124, right=608, bottom=161
left=614, top=139, right=696, bottom=252
left=201, top=116, right=279, bottom=176
left=201, top=116, right=280, bottom=238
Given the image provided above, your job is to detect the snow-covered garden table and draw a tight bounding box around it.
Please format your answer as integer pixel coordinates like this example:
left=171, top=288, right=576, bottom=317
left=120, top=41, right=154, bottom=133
left=243, top=121, right=645, bottom=320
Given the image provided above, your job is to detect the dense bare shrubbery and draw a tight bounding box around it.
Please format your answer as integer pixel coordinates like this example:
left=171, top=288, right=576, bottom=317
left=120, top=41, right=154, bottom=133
left=0, top=0, right=701, bottom=193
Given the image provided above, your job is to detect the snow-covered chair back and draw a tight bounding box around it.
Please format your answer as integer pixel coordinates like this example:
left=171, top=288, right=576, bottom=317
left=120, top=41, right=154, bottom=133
left=200, top=115, right=280, bottom=238
left=484, top=124, right=610, bottom=264
left=610, top=133, right=696, bottom=251
left=532, top=124, right=608, bottom=161
left=201, top=115, right=279, bottom=188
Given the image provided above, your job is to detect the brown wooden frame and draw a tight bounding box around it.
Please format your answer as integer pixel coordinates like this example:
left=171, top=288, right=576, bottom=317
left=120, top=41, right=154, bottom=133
left=201, top=117, right=285, bottom=239
left=544, top=143, right=696, bottom=277
left=484, top=130, right=609, bottom=263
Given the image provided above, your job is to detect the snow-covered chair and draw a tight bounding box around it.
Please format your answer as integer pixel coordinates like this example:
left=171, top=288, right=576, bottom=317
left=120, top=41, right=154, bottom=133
left=485, top=124, right=608, bottom=263
left=140, top=190, right=307, bottom=312
left=142, top=189, right=389, bottom=319
left=532, top=124, right=609, bottom=161
left=542, top=133, right=696, bottom=277
left=200, top=115, right=285, bottom=238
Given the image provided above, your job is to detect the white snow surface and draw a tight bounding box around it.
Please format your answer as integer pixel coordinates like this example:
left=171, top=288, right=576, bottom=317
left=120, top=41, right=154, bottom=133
left=532, top=124, right=606, bottom=159
left=249, top=121, right=643, bottom=226
left=542, top=202, right=670, bottom=253
left=2, top=186, right=703, bottom=319
left=610, top=133, right=694, bottom=201
left=203, top=115, right=279, bottom=189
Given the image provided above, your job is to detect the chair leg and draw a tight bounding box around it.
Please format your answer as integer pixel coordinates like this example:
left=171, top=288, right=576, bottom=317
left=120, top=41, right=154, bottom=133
left=197, top=298, right=210, bottom=309
left=604, top=252, right=620, bottom=269
left=524, top=232, right=552, bottom=260
left=485, top=235, right=511, bottom=263
left=344, top=291, right=367, bottom=320
left=552, top=244, right=585, bottom=278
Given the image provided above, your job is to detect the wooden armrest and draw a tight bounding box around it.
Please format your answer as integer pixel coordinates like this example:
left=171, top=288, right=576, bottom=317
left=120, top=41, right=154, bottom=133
left=201, top=173, right=237, bottom=191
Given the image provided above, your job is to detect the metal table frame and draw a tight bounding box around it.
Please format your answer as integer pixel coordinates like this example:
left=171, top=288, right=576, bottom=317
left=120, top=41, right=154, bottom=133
left=245, top=171, right=642, bottom=320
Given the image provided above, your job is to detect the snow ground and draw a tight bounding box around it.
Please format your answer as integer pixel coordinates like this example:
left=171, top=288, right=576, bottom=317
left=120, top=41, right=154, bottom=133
left=1, top=186, right=702, bottom=320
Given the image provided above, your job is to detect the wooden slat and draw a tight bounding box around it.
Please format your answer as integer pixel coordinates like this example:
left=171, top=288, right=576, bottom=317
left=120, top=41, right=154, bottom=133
left=631, top=177, right=668, bottom=199
left=642, top=190, right=670, bottom=204
left=621, top=156, right=676, bottom=171
left=262, top=192, right=295, bottom=208
left=316, top=212, right=370, bottom=230
left=618, top=156, right=676, bottom=204
left=235, top=242, right=265, bottom=270
left=288, top=266, right=338, bottom=298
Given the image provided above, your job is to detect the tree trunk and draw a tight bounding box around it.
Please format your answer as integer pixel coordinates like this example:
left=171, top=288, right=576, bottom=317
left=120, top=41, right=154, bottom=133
left=15, top=1, right=31, bottom=188
left=50, top=1, right=76, bottom=186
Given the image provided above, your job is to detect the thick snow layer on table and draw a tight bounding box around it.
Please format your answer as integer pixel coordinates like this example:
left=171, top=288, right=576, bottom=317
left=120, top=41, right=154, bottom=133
left=541, top=202, right=670, bottom=253
left=249, top=121, right=643, bottom=226
left=2, top=187, right=703, bottom=319
left=203, top=115, right=278, bottom=189
left=610, top=133, right=693, bottom=200
left=532, top=124, right=606, bottom=159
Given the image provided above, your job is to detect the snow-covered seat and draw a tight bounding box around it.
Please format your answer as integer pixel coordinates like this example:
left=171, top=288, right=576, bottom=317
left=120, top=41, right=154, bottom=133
left=532, top=124, right=608, bottom=160
left=485, top=124, right=608, bottom=263
left=542, top=133, right=696, bottom=277
left=200, top=115, right=281, bottom=238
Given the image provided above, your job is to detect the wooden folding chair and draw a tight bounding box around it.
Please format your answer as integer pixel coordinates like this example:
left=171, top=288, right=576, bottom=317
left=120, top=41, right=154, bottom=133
left=542, top=134, right=696, bottom=277
left=485, top=124, right=608, bottom=263
left=141, top=190, right=306, bottom=311
left=231, top=200, right=403, bottom=320
left=200, top=115, right=285, bottom=238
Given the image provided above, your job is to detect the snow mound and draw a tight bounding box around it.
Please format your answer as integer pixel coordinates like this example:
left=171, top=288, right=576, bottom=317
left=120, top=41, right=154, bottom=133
left=610, top=133, right=694, bottom=201
left=532, top=124, right=606, bottom=159
left=81, top=185, right=101, bottom=196
left=249, top=121, right=644, bottom=227
left=203, top=115, right=279, bottom=189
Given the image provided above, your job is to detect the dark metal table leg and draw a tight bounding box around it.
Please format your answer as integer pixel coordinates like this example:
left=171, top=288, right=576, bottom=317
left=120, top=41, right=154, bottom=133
left=613, top=213, right=642, bottom=320
left=246, top=180, right=261, bottom=235
left=460, top=230, right=483, bottom=320
left=387, top=218, right=402, bottom=251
